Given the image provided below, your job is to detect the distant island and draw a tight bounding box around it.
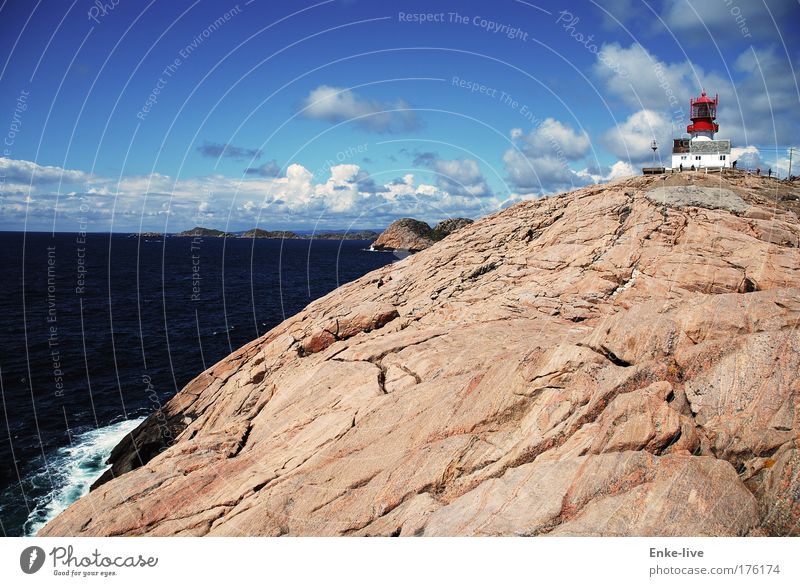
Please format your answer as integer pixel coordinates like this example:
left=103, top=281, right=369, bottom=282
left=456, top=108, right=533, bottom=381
left=303, top=230, right=380, bottom=240
left=127, top=221, right=476, bottom=251
left=175, top=226, right=234, bottom=238
left=128, top=226, right=380, bottom=240
left=240, top=228, right=300, bottom=239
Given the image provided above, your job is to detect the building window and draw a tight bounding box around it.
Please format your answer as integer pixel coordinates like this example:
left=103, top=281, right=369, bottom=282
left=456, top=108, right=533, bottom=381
left=720, top=155, right=726, bottom=160
left=695, top=156, right=701, bottom=160
left=681, top=155, right=687, bottom=160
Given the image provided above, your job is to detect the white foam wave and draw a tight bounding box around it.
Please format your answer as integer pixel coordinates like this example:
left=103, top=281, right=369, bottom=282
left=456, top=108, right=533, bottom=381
left=23, top=417, right=144, bottom=536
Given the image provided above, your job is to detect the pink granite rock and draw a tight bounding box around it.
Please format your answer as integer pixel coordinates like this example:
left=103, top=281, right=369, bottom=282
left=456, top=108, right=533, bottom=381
left=41, top=173, right=800, bottom=536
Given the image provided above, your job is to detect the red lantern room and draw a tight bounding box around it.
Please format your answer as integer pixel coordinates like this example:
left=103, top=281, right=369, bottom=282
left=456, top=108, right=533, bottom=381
left=686, top=91, right=719, bottom=139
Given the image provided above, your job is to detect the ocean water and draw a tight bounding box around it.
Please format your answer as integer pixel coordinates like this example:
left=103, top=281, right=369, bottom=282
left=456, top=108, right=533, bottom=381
left=0, top=231, right=394, bottom=536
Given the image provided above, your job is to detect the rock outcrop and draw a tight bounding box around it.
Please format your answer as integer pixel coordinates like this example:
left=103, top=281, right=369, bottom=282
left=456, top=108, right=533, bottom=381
left=372, top=218, right=436, bottom=252
left=42, top=172, right=800, bottom=536
left=432, top=217, right=473, bottom=239
left=372, top=217, right=472, bottom=252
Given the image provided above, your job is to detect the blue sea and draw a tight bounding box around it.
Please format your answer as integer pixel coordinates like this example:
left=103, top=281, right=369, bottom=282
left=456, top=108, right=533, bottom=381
left=0, top=231, right=394, bottom=536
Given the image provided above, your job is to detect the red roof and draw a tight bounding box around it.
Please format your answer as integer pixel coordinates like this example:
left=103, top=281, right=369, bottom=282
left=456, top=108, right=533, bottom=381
left=691, top=91, right=718, bottom=105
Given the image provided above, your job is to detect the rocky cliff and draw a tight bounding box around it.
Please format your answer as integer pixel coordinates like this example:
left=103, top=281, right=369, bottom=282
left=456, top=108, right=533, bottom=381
left=42, top=172, right=800, bottom=536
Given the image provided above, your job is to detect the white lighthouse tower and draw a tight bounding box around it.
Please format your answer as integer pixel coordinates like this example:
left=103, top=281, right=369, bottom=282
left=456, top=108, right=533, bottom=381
left=671, top=90, right=731, bottom=170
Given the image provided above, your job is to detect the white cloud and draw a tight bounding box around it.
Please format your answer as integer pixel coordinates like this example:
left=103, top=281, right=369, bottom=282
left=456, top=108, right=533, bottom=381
left=502, top=149, right=590, bottom=195
left=502, top=118, right=594, bottom=194
left=594, top=0, right=646, bottom=28
left=731, top=145, right=793, bottom=177
left=661, top=0, right=797, bottom=42
left=662, top=0, right=743, bottom=35
left=730, top=47, right=800, bottom=145
left=593, top=43, right=701, bottom=118
left=606, top=160, right=638, bottom=180
left=328, top=163, right=359, bottom=183
left=424, top=157, right=492, bottom=197
left=411, top=151, right=493, bottom=197
left=301, top=85, right=420, bottom=133
left=603, top=109, right=673, bottom=164
left=576, top=160, right=637, bottom=183
left=501, top=114, right=639, bottom=194
left=0, top=157, right=91, bottom=184
left=514, top=118, right=591, bottom=160
left=0, top=157, right=495, bottom=231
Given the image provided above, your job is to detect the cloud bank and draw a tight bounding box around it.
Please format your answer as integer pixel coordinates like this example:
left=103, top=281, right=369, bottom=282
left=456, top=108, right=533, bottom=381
left=301, top=85, right=421, bottom=133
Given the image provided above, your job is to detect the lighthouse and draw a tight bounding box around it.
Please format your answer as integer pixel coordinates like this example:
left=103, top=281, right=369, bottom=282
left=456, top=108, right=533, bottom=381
left=671, top=90, right=731, bottom=170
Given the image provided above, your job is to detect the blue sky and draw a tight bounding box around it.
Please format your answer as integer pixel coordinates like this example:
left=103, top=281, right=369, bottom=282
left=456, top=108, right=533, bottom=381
left=0, top=0, right=798, bottom=231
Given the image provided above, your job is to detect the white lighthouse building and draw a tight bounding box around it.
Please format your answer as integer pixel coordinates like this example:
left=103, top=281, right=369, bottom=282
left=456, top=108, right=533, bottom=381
left=671, top=91, right=731, bottom=170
